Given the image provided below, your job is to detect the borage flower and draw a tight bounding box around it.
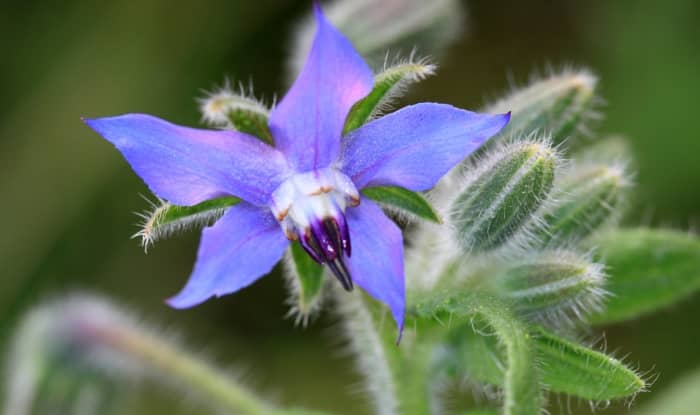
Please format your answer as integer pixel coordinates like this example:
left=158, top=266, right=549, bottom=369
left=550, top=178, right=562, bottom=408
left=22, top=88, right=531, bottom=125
left=84, top=4, right=509, bottom=334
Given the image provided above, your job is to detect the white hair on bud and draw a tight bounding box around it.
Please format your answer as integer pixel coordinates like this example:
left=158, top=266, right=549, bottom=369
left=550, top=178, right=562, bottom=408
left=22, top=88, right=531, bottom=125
left=503, top=249, right=610, bottom=328
left=486, top=66, right=602, bottom=141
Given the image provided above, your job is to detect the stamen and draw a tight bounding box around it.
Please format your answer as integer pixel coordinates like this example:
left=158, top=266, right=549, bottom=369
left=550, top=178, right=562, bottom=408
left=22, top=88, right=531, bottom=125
left=299, top=231, right=324, bottom=263
left=328, top=258, right=354, bottom=291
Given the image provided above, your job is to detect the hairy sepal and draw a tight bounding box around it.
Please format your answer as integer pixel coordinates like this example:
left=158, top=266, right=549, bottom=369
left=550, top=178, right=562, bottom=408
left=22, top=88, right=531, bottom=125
left=344, top=57, right=436, bottom=134
left=362, top=186, right=442, bottom=224
left=283, top=243, right=325, bottom=325
left=198, top=82, right=273, bottom=144
left=134, top=196, right=240, bottom=251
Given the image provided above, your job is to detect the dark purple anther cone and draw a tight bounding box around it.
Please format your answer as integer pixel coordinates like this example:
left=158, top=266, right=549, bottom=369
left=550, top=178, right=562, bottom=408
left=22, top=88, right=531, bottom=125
left=301, top=217, right=354, bottom=291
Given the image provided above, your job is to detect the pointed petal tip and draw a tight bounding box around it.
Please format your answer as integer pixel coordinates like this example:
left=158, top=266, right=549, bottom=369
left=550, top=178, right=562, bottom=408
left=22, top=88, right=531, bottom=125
left=496, top=111, right=512, bottom=128
left=164, top=294, right=201, bottom=310
left=312, top=0, right=323, bottom=17
left=395, top=317, right=405, bottom=345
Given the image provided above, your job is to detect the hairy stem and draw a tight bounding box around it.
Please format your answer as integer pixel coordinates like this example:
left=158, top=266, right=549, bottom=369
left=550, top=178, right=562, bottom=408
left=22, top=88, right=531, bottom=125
left=89, top=323, right=274, bottom=415
left=411, top=292, right=542, bottom=415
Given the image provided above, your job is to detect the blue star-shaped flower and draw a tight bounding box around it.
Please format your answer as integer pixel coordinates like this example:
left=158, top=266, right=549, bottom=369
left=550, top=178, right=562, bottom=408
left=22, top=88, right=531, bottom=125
left=84, top=4, right=509, bottom=334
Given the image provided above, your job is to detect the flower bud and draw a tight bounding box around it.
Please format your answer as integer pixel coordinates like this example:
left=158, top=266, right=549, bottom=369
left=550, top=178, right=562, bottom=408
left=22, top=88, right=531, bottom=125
left=486, top=69, right=598, bottom=147
left=490, top=251, right=607, bottom=325
left=537, top=163, right=631, bottom=247
left=449, top=140, right=557, bottom=253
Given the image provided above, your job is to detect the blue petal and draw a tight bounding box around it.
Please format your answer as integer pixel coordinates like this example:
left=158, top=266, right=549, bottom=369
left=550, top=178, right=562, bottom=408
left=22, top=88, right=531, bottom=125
left=268, top=4, right=373, bottom=172
left=345, top=199, right=405, bottom=334
left=167, top=203, right=289, bottom=308
left=341, top=104, right=510, bottom=190
left=84, top=114, right=290, bottom=206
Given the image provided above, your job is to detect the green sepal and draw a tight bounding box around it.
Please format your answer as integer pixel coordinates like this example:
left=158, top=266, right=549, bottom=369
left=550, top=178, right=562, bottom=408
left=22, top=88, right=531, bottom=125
left=134, top=196, right=240, bottom=250
left=447, top=324, right=644, bottom=400
left=588, top=228, right=700, bottom=325
left=362, top=186, right=442, bottom=223
left=226, top=106, right=274, bottom=144
left=450, top=141, right=556, bottom=252
left=343, top=61, right=435, bottom=135
left=288, top=242, right=325, bottom=317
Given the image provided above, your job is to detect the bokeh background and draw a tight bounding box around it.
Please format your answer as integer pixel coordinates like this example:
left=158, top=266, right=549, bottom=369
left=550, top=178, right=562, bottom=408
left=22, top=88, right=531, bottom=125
left=1, top=0, right=699, bottom=413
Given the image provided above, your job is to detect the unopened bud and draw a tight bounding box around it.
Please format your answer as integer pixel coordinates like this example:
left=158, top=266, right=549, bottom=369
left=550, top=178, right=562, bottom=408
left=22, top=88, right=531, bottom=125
left=490, top=251, right=607, bottom=325
left=449, top=140, right=557, bottom=252
left=486, top=69, right=598, bottom=147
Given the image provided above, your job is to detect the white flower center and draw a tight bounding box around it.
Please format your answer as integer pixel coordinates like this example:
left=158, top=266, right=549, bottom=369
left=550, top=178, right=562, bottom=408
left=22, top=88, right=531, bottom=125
left=270, top=168, right=360, bottom=290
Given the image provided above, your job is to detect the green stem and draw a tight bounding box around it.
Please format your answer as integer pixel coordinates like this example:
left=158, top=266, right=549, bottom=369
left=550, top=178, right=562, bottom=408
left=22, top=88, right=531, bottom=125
left=472, top=296, right=541, bottom=415
left=92, top=324, right=274, bottom=415
left=411, top=293, right=542, bottom=415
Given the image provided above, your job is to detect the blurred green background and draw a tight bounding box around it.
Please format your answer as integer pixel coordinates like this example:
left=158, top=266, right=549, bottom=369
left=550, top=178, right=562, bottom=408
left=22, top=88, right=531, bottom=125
left=1, top=0, right=698, bottom=413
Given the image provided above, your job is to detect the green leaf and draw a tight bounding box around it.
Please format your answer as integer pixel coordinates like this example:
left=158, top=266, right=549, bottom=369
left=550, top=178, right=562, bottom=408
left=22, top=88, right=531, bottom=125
left=450, top=141, right=557, bottom=252
left=287, top=243, right=325, bottom=320
left=343, top=61, right=436, bottom=134
left=588, top=228, right=700, bottom=325
left=531, top=326, right=645, bottom=399
left=134, top=196, right=240, bottom=251
left=362, top=186, right=442, bottom=223
left=447, top=324, right=644, bottom=400
left=485, top=69, right=598, bottom=147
